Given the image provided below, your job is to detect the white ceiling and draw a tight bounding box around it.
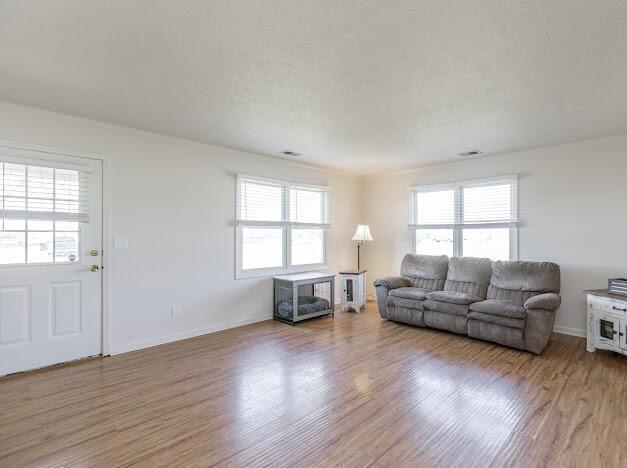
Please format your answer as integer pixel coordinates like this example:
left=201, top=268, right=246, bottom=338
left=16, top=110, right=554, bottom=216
left=1, top=1, right=626, bottom=175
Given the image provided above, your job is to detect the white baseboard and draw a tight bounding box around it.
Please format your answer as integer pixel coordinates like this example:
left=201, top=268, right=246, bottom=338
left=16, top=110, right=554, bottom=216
left=110, top=313, right=271, bottom=355
left=553, top=325, right=586, bottom=337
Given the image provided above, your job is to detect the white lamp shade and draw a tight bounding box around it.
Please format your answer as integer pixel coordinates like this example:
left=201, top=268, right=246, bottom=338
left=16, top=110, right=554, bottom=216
left=352, top=224, right=373, bottom=242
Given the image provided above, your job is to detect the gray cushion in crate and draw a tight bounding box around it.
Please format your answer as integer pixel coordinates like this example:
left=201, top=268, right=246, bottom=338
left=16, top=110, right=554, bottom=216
left=277, top=296, right=331, bottom=319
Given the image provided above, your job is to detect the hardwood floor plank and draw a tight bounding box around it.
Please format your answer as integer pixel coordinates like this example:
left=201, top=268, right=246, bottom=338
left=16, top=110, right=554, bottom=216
left=0, top=303, right=625, bottom=467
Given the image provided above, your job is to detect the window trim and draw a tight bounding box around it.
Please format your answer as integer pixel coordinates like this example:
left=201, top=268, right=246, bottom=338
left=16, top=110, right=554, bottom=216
left=409, top=175, right=518, bottom=260
left=235, top=175, right=329, bottom=279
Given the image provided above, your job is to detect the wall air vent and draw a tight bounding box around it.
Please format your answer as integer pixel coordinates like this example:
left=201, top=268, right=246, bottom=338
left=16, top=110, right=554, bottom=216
left=279, top=150, right=302, bottom=157
left=458, top=150, right=483, bottom=157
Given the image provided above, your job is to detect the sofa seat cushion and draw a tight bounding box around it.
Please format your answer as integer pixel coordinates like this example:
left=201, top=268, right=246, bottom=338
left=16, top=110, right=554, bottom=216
left=423, top=299, right=469, bottom=316
left=387, top=295, right=424, bottom=311
left=424, top=290, right=484, bottom=305
left=468, top=311, right=525, bottom=329
left=469, top=299, right=527, bottom=319
left=388, top=287, right=429, bottom=301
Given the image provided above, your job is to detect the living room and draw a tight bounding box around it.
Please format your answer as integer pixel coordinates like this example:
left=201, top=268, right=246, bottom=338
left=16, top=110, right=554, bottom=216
left=0, top=2, right=625, bottom=467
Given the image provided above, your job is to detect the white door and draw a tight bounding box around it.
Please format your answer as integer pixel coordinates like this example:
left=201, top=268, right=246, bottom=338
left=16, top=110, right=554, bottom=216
left=0, top=151, right=102, bottom=376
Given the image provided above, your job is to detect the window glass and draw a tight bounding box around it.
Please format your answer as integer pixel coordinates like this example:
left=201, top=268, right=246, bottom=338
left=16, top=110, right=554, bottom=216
left=241, top=228, right=283, bottom=270
left=55, top=232, right=80, bottom=262
left=462, top=228, right=509, bottom=260
left=27, top=231, right=54, bottom=263
left=0, top=232, right=26, bottom=264
left=415, top=229, right=454, bottom=257
left=291, top=228, right=324, bottom=265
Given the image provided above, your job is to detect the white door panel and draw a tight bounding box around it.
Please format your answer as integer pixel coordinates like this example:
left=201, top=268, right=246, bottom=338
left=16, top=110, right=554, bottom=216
left=0, top=153, right=102, bottom=376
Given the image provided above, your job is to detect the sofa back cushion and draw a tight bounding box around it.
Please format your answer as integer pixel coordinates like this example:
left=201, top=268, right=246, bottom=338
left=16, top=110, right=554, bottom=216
left=487, top=260, right=561, bottom=305
left=400, top=254, right=449, bottom=291
left=444, top=256, right=493, bottom=298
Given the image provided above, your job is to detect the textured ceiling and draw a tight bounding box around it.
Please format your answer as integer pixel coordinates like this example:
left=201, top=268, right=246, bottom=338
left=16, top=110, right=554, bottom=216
left=1, top=1, right=626, bottom=175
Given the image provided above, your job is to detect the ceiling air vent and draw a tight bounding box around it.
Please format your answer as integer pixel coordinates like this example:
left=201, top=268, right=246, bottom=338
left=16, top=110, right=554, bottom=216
left=279, top=150, right=302, bottom=157
left=458, top=150, right=483, bottom=157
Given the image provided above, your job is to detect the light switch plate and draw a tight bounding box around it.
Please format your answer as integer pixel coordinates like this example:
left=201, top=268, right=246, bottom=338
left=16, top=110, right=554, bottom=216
left=113, top=237, right=129, bottom=249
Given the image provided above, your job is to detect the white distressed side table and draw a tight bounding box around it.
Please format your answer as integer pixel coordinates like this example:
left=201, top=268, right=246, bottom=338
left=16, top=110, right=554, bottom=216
left=585, top=289, right=627, bottom=356
left=340, top=270, right=367, bottom=313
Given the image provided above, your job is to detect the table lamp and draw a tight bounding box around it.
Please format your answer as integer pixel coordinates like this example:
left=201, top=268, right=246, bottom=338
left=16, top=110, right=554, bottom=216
left=352, top=224, right=373, bottom=270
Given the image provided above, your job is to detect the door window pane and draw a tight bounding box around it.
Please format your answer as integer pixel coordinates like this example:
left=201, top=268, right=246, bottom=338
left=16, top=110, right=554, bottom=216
left=242, top=228, right=283, bottom=270
left=55, top=232, right=80, bottom=262
left=415, top=229, right=454, bottom=256
left=0, top=232, right=26, bottom=264
left=28, top=220, right=54, bottom=231
left=463, top=228, right=510, bottom=260
left=4, top=219, right=25, bottom=230
left=55, top=221, right=79, bottom=231
left=27, top=231, right=54, bottom=263
left=291, top=228, right=324, bottom=265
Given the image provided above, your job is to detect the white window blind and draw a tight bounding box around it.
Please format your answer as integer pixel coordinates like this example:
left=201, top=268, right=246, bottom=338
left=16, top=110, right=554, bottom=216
left=409, top=176, right=517, bottom=230
left=461, top=180, right=517, bottom=227
left=409, top=186, right=455, bottom=228
left=236, top=176, right=330, bottom=228
left=236, top=178, right=284, bottom=225
left=289, top=186, right=329, bottom=227
left=0, top=161, right=90, bottom=223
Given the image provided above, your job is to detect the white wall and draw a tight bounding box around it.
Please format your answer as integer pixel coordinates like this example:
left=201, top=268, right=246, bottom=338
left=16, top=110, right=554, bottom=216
left=362, top=135, right=627, bottom=335
left=2, top=100, right=625, bottom=348
left=0, top=102, right=362, bottom=353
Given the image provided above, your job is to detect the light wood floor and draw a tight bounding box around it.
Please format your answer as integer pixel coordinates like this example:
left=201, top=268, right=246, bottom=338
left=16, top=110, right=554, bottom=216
left=1, top=303, right=625, bottom=467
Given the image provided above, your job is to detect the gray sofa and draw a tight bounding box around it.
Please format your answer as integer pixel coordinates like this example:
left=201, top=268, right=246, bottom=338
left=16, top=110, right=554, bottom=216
left=374, top=254, right=561, bottom=354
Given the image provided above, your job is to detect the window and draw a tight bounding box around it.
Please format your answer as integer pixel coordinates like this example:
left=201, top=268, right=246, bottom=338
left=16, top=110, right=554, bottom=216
left=236, top=175, right=330, bottom=278
left=409, top=175, right=517, bottom=260
left=0, top=159, right=90, bottom=266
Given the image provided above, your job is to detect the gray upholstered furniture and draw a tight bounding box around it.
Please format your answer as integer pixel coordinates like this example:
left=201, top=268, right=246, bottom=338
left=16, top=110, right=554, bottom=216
left=467, top=260, right=561, bottom=354
left=374, top=254, right=561, bottom=354
left=423, top=256, right=493, bottom=335
left=374, top=254, right=448, bottom=327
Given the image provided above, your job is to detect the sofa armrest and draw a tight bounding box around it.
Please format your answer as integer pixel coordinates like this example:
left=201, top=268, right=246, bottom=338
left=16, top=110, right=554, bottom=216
left=524, top=293, right=561, bottom=311
left=524, top=309, right=557, bottom=354
left=373, top=276, right=410, bottom=319
left=373, top=276, right=411, bottom=290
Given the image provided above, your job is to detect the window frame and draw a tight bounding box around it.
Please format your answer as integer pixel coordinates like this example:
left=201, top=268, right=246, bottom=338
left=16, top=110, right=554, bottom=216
left=235, top=175, right=329, bottom=279
left=409, top=175, right=518, bottom=260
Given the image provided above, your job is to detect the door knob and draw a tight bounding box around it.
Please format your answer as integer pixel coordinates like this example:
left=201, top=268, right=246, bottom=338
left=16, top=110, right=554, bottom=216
left=90, top=265, right=100, bottom=272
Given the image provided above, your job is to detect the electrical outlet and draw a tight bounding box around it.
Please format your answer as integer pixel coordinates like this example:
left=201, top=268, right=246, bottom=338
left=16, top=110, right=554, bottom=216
left=171, top=305, right=181, bottom=318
